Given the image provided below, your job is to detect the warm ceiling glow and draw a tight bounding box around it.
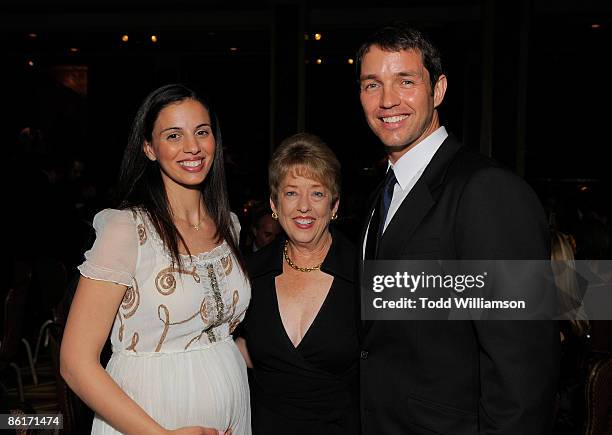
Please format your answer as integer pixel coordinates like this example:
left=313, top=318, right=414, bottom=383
left=27, top=60, right=34, bottom=67
left=579, top=185, right=589, bottom=192
left=230, top=47, right=238, bottom=52
left=347, top=58, right=354, bottom=65
left=28, top=33, right=37, bottom=38
left=314, top=33, right=322, bottom=41
left=121, top=34, right=129, bottom=42
left=316, top=58, right=322, bottom=64
left=151, top=35, right=158, bottom=43
left=591, top=23, right=601, bottom=29
left=69, top=47, right=79, bottom=53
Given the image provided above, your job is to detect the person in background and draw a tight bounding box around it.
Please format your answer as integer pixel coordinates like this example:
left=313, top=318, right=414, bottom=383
left=552, top=230, right=588, bottom=337
left=249, top=204, right=282, bottom=252
left=60, top=84, right=250, bottom=435
left=551, top=229, right=590, bottom=434
left=236, top=133, right=360, bottom=434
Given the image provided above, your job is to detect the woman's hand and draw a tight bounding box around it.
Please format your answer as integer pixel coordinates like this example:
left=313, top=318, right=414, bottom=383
left=169, top=427, right=232, bottom=435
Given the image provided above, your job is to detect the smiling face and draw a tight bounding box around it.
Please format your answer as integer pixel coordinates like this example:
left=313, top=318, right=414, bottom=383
left=359, top=46, right=447, bottom=162
left=143, top=98, right=215, bottom=192
left=270, top=168, right=339, bottom=249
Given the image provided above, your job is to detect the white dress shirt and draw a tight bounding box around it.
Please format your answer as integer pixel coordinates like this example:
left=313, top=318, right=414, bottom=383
left=362, top=126, right=448, bottom=258
left=382, top=126, right=448, bottom=231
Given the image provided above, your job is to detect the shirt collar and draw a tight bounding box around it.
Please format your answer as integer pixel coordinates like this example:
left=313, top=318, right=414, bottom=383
left=389, top=126, right=448, bottom=190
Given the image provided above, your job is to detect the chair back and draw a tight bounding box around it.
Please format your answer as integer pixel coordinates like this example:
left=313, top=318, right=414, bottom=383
left=583, top=353, right=612, bottom=435
left=0, top=285, right=28, bottom=363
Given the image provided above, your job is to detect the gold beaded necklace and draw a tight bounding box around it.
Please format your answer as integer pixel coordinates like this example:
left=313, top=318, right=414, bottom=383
left=283, top=240, right=322, bottom=272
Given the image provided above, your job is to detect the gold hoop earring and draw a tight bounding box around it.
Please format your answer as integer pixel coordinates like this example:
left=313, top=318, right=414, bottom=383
left=271, top=211, right=278, bottom=220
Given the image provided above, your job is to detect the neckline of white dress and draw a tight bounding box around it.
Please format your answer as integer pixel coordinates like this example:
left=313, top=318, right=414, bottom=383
left=178, top=240, right=229, bottom=260
left=134, top=209, right=230, bottom=262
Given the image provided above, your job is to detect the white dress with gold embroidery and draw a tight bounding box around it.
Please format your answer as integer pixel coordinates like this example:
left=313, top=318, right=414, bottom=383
left=78, top=208, right=251, bottom=434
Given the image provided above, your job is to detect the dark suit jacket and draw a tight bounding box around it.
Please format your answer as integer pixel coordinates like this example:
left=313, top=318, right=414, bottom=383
left=359, top=134, right=560, bottom=435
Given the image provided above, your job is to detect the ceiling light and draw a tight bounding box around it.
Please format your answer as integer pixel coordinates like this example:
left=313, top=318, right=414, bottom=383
left=121, top=34, right=129, bottom=42
left=314, top=33, right=322, bottom=41
left=151, top=35, right=158, bottom=43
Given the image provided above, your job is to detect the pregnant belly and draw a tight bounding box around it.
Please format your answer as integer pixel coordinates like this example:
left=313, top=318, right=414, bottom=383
left=105, top=338, right=249, bottom=430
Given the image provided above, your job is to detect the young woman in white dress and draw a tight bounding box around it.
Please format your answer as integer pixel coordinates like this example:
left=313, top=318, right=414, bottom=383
left=60, top=84, right=251, bottom=435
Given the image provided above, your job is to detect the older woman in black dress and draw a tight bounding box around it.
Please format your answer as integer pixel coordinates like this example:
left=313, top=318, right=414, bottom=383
left=236, top=133, right=359, bottom=434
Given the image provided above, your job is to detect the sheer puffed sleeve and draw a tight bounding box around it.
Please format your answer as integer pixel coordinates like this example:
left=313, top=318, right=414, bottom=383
left=77, top=209, right=139, bottom=286
left=230, top=211, right=241, bottom=244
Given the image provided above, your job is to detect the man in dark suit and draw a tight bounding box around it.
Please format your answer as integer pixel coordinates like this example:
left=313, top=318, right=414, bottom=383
left=357, top=24, right=559, bottom=434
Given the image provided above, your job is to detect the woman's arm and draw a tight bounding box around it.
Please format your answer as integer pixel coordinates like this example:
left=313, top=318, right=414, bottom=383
left=61, top=277, right=171, bottom=434
left=60, top=277, right=228, bottom=435
left=235, top=337, right=253, bottom=369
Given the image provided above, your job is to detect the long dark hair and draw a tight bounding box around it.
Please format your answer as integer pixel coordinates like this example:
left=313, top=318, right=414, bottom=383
left=115, top=83, right=245, bottom=272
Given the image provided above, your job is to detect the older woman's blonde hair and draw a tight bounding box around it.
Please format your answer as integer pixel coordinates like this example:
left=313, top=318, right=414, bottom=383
left=269, top=133, right=341, bottom=207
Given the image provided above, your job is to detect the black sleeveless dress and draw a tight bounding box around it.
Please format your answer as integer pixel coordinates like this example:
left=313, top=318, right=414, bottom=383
left=240, top=229, right=360, bottom=435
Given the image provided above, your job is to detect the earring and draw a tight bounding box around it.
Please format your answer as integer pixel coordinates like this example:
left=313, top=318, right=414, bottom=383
left=331, top=214, right=338, bottom=221
left=271, top=211, right=278, bottom=220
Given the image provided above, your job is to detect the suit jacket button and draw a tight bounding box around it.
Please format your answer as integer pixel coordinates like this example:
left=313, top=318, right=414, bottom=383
left=360, top=350, right=369, bottom=359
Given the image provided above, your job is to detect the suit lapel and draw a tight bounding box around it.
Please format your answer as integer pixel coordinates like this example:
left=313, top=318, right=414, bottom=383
left=358, top=135, right=464, bottom=338
left=359, top=179, right=385, bottom=338
left=380, top=180, right=434, bottom=257
left=358, top=174, right=387, bottom=259
left=379, top=134, right=464, bottom=257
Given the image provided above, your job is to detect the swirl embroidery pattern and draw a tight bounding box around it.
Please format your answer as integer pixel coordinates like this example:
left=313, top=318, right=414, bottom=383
left=156, top=305, right=170, bottom=352
left=121, top=278, right=140, bottom=319
left=137, top=224, right=147, bottom=245
left=147, top=253, right=243, bottom=351
left=229, top=290, right=242, bottom=333
left=117, top=312, right=124, bottom=342
left=117, top=279, right=139, bottom=345
left=221, top=255, right=233, bottom=276
left=155, top=301, right=204, bottom=352
left=155, top=265, right=200, bottom=296
left=126, top=332, right=139, bottom=352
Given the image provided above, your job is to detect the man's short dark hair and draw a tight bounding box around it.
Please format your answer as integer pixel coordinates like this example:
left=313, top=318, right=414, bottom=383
left=356, top=24, right=444, bottom=94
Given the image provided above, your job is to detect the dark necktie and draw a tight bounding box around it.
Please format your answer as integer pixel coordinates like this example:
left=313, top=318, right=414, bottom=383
left=379, top=168, right=397, bottom=237
left=365, top=168, right=397, bottom=259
